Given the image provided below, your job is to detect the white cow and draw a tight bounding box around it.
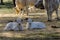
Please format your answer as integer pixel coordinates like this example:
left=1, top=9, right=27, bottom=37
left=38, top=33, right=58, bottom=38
left=4, top=19, right=23, bottom=31
left=26, top=18, right=46, bottom=29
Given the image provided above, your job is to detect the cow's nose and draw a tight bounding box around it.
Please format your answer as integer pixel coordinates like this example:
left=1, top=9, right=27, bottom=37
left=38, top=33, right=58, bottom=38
left=21, top=9, right=23, bottom=11
left=35, top=5, right=36, bottom=7
left=35, top=5, right=37, bottom=8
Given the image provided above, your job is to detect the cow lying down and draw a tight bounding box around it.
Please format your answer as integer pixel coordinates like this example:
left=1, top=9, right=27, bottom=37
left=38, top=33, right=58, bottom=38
left=4, top=18, right=23, bottom=31
left=26, top=18, right=46, bottom=29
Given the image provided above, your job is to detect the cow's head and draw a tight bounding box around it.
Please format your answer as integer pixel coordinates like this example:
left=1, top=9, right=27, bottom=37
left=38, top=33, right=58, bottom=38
left=35, top=0, right=44, bottom=9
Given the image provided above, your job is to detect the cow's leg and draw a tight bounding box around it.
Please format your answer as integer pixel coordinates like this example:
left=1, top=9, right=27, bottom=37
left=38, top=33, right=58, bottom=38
left=19, top=8, right=25, bottom=15
left=56, top=9, right=60, bottom=20
left=47, top=11, right=52, bottom=21
left=20, top=8, right=25, bottom=15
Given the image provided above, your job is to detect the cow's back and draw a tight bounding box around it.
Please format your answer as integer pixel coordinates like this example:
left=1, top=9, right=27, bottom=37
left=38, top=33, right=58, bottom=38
left=15, top=0, right=38, bottom=14
left=44, top=0, right=59, bottom=11
left=28, top=0, right=37, bottom=6
left=15, top=0, right=37, bottom=6
left=15, top=0, right=27, bottom=7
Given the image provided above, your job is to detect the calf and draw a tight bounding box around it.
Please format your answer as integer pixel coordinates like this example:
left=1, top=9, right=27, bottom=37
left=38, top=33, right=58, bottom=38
left=35, top=0, right=60, bottom=21
left=15, top=0, right=27, bottom=14
left=15, top=0, right=37, bottom=15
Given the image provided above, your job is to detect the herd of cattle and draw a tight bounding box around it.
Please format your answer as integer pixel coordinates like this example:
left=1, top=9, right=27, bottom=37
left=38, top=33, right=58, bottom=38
left=15, top=0, right=60, bottom=21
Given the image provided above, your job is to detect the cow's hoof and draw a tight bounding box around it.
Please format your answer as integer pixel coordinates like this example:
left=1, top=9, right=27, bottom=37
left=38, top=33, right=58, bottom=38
left=47, top=20, right=52, bottom=22
left=51, top=25, right=57, bottom=28
left=55, top=18, right=60, bottom=20
left=55, top=18, right=60, bottom=21
left=51, top=25, right=60, bottom=28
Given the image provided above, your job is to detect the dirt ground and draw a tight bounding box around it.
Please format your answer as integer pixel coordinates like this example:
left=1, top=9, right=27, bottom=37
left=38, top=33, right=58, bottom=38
left=0, top=11, right=60, bottom=40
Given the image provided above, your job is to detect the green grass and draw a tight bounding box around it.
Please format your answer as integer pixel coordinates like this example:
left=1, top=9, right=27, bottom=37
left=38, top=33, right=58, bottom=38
left=0, top=0, right=60, bottom=40
left=0, top=8, right=14, bottom=14
left=0, top=0, right=14, bottom=14
left=0, top=31, right=60, bottom=40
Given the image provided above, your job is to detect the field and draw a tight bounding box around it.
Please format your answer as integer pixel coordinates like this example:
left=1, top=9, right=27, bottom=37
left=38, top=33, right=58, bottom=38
left=0, top=0, right=60, bottom=40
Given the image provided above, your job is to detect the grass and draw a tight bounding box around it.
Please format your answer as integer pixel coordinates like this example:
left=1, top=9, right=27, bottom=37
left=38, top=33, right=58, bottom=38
left=0, top=0, right=14, bottom=14
left=0, top=8, right=14, bottom=14
left=0, top=0, right=60, bottom=40
left=0, top=31, right=60, bottom=40
left=0, top=17, right=60, bottom=40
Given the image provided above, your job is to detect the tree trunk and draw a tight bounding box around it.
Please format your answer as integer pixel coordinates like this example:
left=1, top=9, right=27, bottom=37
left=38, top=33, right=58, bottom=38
left=0, top=0, right=4, bottom=5
left=13, top=0, right=16, bottom=6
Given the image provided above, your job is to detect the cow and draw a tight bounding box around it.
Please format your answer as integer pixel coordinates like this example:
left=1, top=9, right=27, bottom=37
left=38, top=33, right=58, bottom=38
left=15, top=0, right=27, bottom=14
left=35, top=0, right=60, bottom=21
left=15, top=0, right=37, bottom=15
left=26, top=18, right=46, bottom=29
left=4, top=20, right=23, bottom=31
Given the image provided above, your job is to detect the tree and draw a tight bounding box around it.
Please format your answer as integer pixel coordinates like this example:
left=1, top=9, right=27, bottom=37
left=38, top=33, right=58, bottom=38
left=0, top=0, right=4, bottom=5
left=13, top=0, right=16, bottom=6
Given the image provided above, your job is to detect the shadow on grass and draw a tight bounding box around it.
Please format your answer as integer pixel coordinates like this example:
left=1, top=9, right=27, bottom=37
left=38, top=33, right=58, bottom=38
left=0, top=31, right=60, bottom=40
left=0, top=36, right=60, bottom=40
left=0, top=1, right=14, bottom=9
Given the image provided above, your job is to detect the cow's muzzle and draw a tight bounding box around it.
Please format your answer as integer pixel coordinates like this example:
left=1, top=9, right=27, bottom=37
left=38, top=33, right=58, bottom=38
left=35, top=3, right=45, bottom=9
